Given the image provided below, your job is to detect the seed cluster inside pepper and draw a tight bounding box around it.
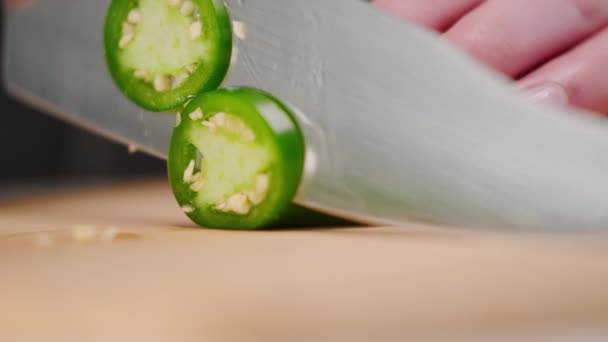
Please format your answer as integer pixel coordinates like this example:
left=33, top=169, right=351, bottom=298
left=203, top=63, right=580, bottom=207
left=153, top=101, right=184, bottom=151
left=166, top=89, right=307, bottom=229
left=179, top=109, right=273, bottom=216
left=118, top=0, right=206, bottom=92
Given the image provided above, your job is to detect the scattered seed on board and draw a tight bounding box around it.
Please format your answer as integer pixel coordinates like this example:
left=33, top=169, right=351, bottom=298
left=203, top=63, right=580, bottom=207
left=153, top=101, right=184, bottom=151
left=72, top=225, right=97, bottom=242
left=33, top=233, right=54, bottom=247
left=100, top=226, right=119, bottom=242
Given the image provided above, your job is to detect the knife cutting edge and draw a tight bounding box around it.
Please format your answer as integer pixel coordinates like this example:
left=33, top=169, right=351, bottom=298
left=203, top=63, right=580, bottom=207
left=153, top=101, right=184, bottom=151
left=5, top=0, right=608, bottom=232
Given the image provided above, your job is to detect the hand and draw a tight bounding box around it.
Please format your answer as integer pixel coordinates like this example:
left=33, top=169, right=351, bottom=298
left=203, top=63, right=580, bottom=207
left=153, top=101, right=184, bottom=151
left=373, top=0, right=608, bottom=114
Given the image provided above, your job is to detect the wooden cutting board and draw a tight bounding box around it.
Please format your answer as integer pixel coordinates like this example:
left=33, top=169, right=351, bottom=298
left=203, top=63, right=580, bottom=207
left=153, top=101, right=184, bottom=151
left=2, top=178, right=608, bottom=341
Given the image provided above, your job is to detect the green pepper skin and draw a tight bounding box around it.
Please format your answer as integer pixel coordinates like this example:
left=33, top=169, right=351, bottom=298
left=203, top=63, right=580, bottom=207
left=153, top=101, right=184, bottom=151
left=168, top=88, right=307, bottom=230
left=103, top=0, right=232, bottom=112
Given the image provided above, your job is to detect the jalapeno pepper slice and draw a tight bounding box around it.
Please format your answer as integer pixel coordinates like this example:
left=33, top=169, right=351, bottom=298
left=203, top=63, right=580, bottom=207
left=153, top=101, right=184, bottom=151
left=168, top=88, right=306, bottom=229
left=104, top=0, right=232, bottom=112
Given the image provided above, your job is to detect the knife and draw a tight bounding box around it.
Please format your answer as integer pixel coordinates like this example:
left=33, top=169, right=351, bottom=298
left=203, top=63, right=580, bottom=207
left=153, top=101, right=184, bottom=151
left=5, top=0, right=608, bottom=232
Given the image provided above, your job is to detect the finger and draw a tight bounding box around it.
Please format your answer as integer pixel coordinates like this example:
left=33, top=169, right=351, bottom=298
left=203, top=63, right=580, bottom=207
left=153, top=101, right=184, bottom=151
left=444, top=0, right=608, bottom=78
left=4, top=0, right=34, bottom=10
left=519, top=27, right=608, bottom=114
left=373, top=0, right=485, bottom=32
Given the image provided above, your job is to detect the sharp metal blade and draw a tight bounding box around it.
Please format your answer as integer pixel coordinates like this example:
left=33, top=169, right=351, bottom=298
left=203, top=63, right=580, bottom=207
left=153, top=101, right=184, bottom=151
left=6, top=0, right=608, bottom=231
left=4, top=0, right=171, bottom=158
left=1, top=0, right=508, bottom=160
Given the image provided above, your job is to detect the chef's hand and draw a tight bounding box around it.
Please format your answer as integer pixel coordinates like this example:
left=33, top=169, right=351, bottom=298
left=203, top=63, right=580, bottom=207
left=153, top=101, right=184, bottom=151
left=373, top=0, right=608, bottom=114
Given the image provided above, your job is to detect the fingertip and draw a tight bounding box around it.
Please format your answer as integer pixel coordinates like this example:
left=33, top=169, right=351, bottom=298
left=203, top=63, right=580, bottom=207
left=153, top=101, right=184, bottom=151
left=372, top=0, right=445, bottom=31
left=372, top=0, right=485, bottom=32
left=520, top=82, right=571, bottom=107
left=518, top=28, right=608, bottom=114
left=4, top=0, right=34, bottom=10
left=444, top=0, right=608, bottom=78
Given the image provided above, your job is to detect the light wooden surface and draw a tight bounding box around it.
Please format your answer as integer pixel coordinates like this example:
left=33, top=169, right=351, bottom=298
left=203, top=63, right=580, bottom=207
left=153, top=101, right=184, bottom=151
left=1, top=179, right=608, bottom=341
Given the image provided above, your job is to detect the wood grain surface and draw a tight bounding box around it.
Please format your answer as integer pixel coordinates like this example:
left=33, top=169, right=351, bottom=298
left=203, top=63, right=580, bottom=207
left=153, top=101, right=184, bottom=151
left=1, top=179, right=608, bottom=341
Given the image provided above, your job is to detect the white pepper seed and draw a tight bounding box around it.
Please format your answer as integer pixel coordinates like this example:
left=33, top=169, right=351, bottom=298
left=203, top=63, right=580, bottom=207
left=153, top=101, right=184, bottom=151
left=134, top=69, right=149, bottom=81
left=211, top=112, right=227, bottom=127
left=232, top=21, right=247, bottom=40
left=185, top=64, right=196, bottom=73
left=190, top=181, right=205, bottom=192
left=153, top=74, right=171, bottom=92
left=240, top=129, right=255, bottom=142
left=127, top=9, right=142, bottom=24
left=190, top=21, right=202, bottom=39
left=180, top=1, right=195, bottom=16
left=172, top=72, right=189, bottom=89
left=189, top=108, right=203, bottom=120
left=202, top=120, right=217, bottom=133
left=246, top=174, right=270, bottom=205
left=193, top=172, right=203, bottom=181
left=119, top=34, right=134, bottom=48
left=183, top=159, right=195, bottom=183
left=216, top=200, right=227, bottom=211
left=122, top=23, right=135, bottom=36
left=226, top=193, right=251, bottom=215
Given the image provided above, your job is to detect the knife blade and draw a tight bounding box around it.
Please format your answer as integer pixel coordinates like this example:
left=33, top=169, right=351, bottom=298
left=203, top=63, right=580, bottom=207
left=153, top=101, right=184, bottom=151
left=5, top=0, right=608, bottom=231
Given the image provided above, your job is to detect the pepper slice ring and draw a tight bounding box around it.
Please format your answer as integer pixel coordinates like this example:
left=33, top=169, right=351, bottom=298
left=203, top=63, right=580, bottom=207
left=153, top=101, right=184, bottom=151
left=104, top=0, right=232, bottom=112
left=168, top=87, right=306, bottom=230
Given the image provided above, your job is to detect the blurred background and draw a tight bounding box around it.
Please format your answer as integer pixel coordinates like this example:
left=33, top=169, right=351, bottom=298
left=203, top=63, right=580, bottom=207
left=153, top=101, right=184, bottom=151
left=0, top=7, right=165, bottom=194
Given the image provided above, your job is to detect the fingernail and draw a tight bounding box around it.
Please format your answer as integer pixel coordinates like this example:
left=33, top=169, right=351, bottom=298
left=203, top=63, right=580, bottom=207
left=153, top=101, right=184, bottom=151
left=523, top=82, right=570, bottom=106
